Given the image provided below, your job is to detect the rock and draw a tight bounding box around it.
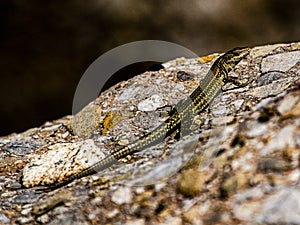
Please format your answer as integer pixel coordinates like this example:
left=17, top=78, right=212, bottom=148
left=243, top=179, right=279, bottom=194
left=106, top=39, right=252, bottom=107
left=250, top=44, right=286, bottom=58
left=157, top=216, right=182, bottom=225
left=177, top=169, right=209, bottom=197
left=261, top=51, right=300, bottom=73
left=256, top=188, right=300, bottom=224
left=0, top=214, right=10, bottom=224
left=248, top=79, right=293, bottom=98
left=32, top=190, right=72, bottom=216
left=124, top=219, right=145, bottom=225
left=211, top=116, right=235, bottom=126
left=111, top=186, right=132, bottom=205
left=6, top=182, right=22, bottom=190
left=176, top=70, right=195, bottom=81
left=71, top=102, right=102, bottom=138
left=3, top=138, right=45, bottom=155
left=257, top=71, right=286, bottom=86
left=20, top=207, right=31, bottom=216
left=0, top=42, right=300, bottom=224
left=22, top=139, right=105, bottom=187
left=277, top=94, right=300, bottom=115
left=220, top=172, right=248, bottom=198
left=257, top=157, right=290, bottom=173
left=261, top=125, right=296, bottom=155
left=246, top=121, right=268, bottom=138
left=183, top=205, right=204, bottom=225
left=106, top=208, right=119, bottom=219
left=137, top=94, right=166, bottom=111
left=16, top=217, right=34, bottom=224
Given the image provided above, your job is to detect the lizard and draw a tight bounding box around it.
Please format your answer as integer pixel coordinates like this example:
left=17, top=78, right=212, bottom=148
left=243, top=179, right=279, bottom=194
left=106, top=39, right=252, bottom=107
left=39, top=47, right=250, bottom=191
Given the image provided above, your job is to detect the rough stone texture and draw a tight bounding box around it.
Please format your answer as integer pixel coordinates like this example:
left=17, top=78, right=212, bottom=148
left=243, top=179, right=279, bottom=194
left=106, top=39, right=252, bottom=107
left=0, top=42, right=299, bottom=224
left=71, top=102, right=102, bottom=138
left=22, top=139, right=105, bottom=187
left=261, top=50, right=300, bottom=73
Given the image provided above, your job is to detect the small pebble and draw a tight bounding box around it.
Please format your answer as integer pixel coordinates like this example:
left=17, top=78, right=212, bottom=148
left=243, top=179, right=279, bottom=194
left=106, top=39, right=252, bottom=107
left=111, top=186, right=132, bottom=205
left=21, top=208, right=31, bottom=216
left=137, top=94, right=165, bottom=112
left=177, top=169, right=207, bottom=197
left=118, top=139, right=129, bottom=146
left=277, top=94, right=299, bottom=115
left=176, top=71, right=195, bottom=81
left=0, top=213, right=10, bottom=224
left=257, top=71, right=285, bottom=86
left=6, top=182, right=22, bottom=190
left=261, top=125, right=296, bottom=155
left=220, top=173, right=248, bottom=198
left=257, top=157, right=290, bottom=173
left=124, top=219, right=145, bottom=225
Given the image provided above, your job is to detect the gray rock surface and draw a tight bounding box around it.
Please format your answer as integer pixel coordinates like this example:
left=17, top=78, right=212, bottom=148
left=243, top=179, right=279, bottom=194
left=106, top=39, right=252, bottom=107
left=0, top=42, right=299, bottom=224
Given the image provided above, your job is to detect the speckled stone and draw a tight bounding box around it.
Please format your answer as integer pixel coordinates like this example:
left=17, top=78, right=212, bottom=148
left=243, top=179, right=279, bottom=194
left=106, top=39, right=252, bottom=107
left=250, top=44, right=286, bottom=58
left=158, top=216, right=182, bottom=225
left=261, top=125, right=296, bottom=155
left=124, top=219, right=146, bottom=225
left=177, top=169, right=209, bottom=197
left=111, top=186, right=132, bottom=205
left=22, top=139, right=105, bottom=187
left=71, top=102, right=102, bottom=137
left=257, top=71, right=286, bottom=86
left=183, top=205, right=204, bottom=225
left=261, top=51, right=300, bottom=73
left=3, top=138, right=45, bottom=155
left=220, top=172, right=248, bottom=198
left=1, top=42, right=300, bottom=225
left=257, top=157, right=290, bottom=173
left=137, top=94, right=166, bottom=111
left=277, top=94, right=300, bottom=115
left=0, top=213, right=10, bottom=224
left=246, top=121, right=268, bottom=138
left=256, top=188, right=300, bottom=224
left=248, top=79, right=293, bottom=98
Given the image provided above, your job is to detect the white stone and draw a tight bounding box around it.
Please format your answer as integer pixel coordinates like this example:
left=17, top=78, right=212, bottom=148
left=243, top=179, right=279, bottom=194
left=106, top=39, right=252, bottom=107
left=22, top=139, right=105, bottom=187
left=137, top=94, right=165, bottom=111
left=277, top=94, right=299, bottom=115
left=246, top=122, right=268, bottom=138
left=111, top=186, right=132, bottom=205
left=0, top=213, right=10, bottom=224
left=261, top=125, right=296, bottom=155
left=261, top=51, right=300, bottom=73
left=251, top=44, right=286, bottom=58
left=118, top=87, right=141, bottom=101
left=124, top=219, right=145, bottom=225
left=256, top=188, right=300, bottom=224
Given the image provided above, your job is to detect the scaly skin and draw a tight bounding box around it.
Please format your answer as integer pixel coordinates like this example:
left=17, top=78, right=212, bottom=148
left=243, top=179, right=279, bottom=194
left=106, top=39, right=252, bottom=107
left=41, top=47, right=250, bottom=191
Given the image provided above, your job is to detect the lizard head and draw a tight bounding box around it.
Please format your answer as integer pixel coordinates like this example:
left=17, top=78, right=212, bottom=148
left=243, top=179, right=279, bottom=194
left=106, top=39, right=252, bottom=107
left=221, top=47, right=250, bottom=73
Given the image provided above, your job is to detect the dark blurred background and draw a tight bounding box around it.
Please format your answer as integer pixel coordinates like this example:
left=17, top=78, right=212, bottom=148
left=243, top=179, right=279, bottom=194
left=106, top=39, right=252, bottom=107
left=1, top=0, right=299, bottom=136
